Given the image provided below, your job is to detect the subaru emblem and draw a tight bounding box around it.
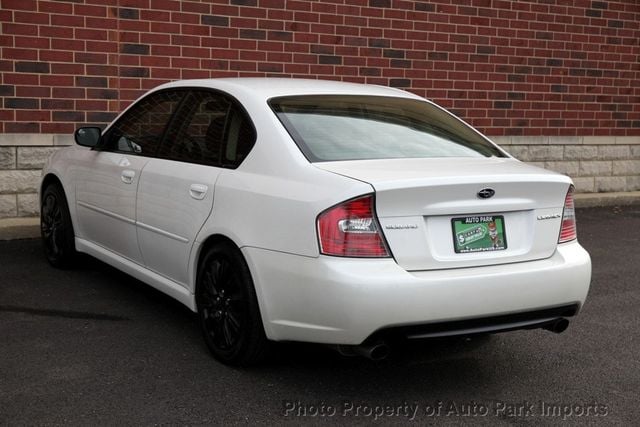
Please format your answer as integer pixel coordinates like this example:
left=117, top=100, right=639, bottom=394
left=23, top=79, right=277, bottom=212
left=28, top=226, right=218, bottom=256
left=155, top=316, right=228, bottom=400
left=477, top=188, right=495, bottom=199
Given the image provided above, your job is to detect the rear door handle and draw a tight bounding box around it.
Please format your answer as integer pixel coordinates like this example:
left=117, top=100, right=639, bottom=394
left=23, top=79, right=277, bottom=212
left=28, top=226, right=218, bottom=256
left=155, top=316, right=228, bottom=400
left=189, top=184, right=208, bottom=200
left=121, top=169, right=135, bottom=184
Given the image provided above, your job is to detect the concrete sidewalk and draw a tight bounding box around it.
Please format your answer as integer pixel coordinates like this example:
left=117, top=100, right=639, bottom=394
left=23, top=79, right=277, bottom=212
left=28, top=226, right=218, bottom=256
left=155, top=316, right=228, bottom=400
left=1, top=191, right=639, bottom=241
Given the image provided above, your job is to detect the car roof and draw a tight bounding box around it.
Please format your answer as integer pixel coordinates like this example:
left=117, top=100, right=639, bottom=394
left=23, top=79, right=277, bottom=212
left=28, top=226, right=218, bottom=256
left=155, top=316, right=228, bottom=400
left=151, top=78, right=423, bottom=101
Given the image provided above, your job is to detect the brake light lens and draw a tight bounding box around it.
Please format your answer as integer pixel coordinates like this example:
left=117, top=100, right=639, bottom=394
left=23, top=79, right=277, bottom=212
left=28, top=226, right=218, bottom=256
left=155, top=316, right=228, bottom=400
left=558, top=185, right=577, bottom=243
left=317, top=194, right=390, bottom=257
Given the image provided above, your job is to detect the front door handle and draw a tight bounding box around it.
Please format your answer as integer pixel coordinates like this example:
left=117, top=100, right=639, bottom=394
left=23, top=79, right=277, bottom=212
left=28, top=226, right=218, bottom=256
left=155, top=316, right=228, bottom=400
left=189, top=184, right=208, bottom=200
left=121, top=169, right=135, bottom=184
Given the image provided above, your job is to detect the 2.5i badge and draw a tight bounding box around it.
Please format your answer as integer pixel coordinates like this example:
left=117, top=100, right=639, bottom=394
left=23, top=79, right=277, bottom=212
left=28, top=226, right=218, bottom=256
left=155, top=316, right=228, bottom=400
left=451, top=215, right=507, bottom=253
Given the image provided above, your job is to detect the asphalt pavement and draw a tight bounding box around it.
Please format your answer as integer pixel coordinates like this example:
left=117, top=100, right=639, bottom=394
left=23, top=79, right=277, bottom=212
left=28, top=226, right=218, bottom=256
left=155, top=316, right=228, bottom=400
left=1, top=205, right=638, bottom=425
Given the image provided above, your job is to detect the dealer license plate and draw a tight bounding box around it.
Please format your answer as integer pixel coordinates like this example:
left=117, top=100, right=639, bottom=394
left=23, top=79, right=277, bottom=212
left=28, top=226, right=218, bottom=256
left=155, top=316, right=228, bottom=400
left=451, top=215, right=507, bottom=253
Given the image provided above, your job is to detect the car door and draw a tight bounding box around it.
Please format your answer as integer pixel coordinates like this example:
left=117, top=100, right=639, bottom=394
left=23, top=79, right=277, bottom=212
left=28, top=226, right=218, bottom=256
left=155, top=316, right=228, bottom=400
left=74, top=90, right=185, bottom=262
left=135, top=90, right=256, bottom=287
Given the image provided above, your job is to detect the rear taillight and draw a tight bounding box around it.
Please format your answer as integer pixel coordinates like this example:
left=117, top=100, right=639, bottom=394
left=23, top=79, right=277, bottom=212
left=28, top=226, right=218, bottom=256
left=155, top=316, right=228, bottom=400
left=317, top=194, right=390, bottom=257
left=558, top=185, right=577, bottom=243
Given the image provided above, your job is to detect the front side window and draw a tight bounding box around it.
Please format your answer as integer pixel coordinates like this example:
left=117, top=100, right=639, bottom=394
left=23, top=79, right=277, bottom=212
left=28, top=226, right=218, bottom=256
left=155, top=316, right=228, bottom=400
left=270, top=95, right=505, bottom=162
left=158, top=90, right=256, bottom=168
left=102, top=90, right=185, bottom=155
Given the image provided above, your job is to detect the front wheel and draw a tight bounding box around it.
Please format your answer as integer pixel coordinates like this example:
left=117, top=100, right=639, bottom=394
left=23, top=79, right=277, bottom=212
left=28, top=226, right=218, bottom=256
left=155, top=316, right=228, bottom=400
left=196, top=242, right=269, bottom=366
left=40, top=183, right=77, bottom=268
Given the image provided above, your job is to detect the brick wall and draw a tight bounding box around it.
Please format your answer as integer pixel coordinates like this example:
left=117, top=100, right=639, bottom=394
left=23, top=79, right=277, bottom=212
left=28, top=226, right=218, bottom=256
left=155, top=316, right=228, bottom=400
left=0, top=0, right=639, bottom=218
left=1, top=0, right=639, bottom=135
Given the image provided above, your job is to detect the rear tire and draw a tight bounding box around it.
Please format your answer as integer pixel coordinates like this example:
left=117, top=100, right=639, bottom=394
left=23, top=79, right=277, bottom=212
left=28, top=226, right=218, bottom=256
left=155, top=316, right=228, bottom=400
left=40, top=183, right=77, bottom=268
left=196, top=242, right=269, bottom=366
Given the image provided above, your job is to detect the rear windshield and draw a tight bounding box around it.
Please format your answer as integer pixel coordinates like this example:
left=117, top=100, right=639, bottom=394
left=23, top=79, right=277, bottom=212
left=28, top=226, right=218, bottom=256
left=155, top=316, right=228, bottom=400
left=270, top=95, right=505, bottom=162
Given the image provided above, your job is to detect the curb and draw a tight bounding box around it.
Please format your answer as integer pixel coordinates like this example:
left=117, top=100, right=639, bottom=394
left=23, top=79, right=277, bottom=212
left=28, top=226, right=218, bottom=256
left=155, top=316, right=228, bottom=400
left=1, top=192, right=639, bottom=241
left=0, top=217, right=40, bottom=241
left=574, top=191, right=640, bottom=208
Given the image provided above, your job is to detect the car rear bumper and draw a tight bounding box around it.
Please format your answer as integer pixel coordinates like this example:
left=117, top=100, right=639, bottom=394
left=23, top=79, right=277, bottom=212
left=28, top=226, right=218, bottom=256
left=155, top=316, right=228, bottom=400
left=243, top=241, right=591, bottom=345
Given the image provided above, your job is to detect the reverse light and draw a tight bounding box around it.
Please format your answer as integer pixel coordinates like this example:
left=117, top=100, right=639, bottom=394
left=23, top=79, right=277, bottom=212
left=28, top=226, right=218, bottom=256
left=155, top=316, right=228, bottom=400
left=317, top=194, right=390, bottom=257
left=558, top=185, right=577, bottom=243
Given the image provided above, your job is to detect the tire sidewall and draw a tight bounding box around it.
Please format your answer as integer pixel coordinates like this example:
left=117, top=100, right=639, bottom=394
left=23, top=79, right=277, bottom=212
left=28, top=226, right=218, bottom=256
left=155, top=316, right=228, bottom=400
left=196, top=242, right=266, bottom=365
left=41, top=183, right=76, bottom=267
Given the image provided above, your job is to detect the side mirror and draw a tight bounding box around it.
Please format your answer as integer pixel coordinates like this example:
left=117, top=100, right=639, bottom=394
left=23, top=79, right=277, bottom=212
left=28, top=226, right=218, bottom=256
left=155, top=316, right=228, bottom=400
left=74, top=127, right=102, bottom=148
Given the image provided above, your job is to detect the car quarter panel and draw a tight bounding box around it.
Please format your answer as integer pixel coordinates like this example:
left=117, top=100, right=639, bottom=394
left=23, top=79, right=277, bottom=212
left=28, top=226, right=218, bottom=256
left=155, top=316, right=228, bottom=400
left=192, top=88, right=376, bottom=260
left=198, top=168, right=373, bottom=259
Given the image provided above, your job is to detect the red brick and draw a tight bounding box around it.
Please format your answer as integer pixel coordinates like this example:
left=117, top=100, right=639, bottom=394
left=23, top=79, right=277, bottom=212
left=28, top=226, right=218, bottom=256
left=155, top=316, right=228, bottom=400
left=52, top=87, right=86, bottom=99
left=39, top=26, right=74, bottom=38
left=171, top=12, right=200, bottom=24
left=51, top=63, right=85, bottom=75
left=16, top=110, right=50, bottom=121
left=15, top=36, right=49, bottom=49
left=3, top=48, right=38, bottom=61
left=52, top=38, right=85, bottom=51
left=183, top=1, right=210, bottom=14
left=240, top=50, right=266, bottom=61
left=151, top=45, right=181, bottom=56
left=2, top=73, right=40, bottom=86
left=150, top=0, right=181, bottom=11
left=182, top=46, right=210, bottom=58
left=118, top=19, right=150, bottom=32
left=41, top=123, right=75, bottom=133
left=2, top=0, right=37, bottom=11
left=151, top=67, right=181, bottom=79
left=151, top=22, right=180, bottom=34
left=230, top=61, right=257, bottom=71
left=41, top=75, right=75, bottom=87
left=51, top=14, right=84, bottom=27
left=38, top=50, right=72, bottom=63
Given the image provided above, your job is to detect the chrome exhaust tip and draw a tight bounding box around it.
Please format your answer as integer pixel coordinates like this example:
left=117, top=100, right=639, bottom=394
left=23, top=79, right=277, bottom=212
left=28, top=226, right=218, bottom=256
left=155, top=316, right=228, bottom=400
left=332, top=341, right=391, bottom=360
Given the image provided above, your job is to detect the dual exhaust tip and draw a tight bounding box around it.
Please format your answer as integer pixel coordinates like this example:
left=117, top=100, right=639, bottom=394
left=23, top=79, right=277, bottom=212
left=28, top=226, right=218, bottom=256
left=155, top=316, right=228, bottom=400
left=334, top=341, right=391, bottom=361
left=332, top=318, right=570, bottom=360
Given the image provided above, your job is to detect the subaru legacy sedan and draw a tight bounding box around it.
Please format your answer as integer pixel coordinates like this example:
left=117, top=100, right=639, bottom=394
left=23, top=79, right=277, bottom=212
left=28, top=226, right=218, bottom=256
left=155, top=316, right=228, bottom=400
left=40, top=78, right=591, bottom=365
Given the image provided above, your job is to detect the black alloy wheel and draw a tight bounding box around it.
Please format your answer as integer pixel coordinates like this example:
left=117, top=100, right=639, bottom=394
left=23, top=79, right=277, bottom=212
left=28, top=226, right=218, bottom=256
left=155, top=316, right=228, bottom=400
left=196, top=242, right=268, bottom=366
left=40, top=183, right=76, bottom=268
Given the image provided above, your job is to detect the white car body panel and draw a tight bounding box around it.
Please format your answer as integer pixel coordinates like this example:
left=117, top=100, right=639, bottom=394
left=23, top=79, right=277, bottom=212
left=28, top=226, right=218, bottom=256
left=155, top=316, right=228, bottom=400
left=39, top=78, right=592, bottom=347
left=197, top=167, right=372, bottom=257
left=136, top=158, right=222, bottom=287
left=75, top=151, right=148, bottom=263
left=76, top=237, right=195, bottom=310
left=243, top=241, right=590, bottom=344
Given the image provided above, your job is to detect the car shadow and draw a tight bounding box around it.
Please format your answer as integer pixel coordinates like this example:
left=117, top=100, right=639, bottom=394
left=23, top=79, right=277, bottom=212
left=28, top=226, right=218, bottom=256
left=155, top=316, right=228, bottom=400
left=75, top=250, right=503, bottom=366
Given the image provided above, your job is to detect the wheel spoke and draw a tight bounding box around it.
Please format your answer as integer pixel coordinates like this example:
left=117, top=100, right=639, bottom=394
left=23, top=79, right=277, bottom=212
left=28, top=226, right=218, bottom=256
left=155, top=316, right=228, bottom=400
left=50, top=227, right=60, bottom=255
left=222, top=317, right=233, bottom=347
left=42, top=194, right=61, bottom=255
left=52, top=209, right=62, bottom=226
left=209, top=260, right=226, bottom=294
left=213, top=316, right=225, bottom=346
left=42, top=195, right=54, bottom=217
left=226, top=311, right=241, bottom=334
left=201, top=271, right=219, bottom=301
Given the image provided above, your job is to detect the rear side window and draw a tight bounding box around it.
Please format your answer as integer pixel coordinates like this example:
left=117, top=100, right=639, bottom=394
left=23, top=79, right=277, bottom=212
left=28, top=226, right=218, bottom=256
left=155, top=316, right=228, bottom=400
left=102, top=90, right=185, bottom=155
left=159, top=90, right=256, bottom=168
left=270, top=95, right=505, bottom=162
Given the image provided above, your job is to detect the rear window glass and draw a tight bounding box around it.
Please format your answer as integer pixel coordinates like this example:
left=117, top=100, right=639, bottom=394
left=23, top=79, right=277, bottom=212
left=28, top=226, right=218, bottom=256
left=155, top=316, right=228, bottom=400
left=270, top=95, right=505, bottom=162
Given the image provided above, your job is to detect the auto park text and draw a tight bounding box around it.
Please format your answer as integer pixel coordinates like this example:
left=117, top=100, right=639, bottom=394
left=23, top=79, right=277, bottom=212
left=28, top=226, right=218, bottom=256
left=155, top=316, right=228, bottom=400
left=282, top=400, right=609, bottom=421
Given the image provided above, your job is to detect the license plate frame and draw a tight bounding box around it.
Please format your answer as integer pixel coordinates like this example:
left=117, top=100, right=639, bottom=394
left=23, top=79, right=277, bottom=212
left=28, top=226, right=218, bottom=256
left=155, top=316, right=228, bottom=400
left=451, top=215, right=507, bottom=254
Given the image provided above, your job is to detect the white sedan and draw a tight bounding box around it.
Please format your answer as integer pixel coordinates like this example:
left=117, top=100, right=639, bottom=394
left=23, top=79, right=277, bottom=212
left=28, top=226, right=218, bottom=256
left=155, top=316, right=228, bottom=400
left=40, top=78, right=591, bottom=365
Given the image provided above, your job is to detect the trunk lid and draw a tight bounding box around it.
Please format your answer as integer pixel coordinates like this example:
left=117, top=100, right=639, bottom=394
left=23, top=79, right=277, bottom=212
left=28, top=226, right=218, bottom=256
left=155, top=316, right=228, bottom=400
left=315, top=157, right=571, bottom=271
